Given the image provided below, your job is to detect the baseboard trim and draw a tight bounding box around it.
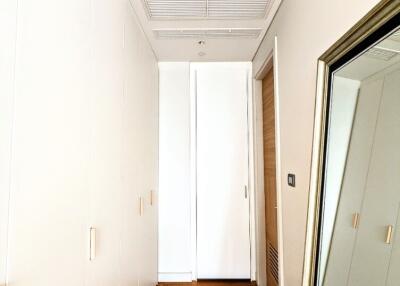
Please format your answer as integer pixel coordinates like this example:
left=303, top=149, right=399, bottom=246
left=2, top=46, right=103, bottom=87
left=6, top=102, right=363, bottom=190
left=158, top=279, right=257, bottom=286
left=158, top=273, right=193, bottom=282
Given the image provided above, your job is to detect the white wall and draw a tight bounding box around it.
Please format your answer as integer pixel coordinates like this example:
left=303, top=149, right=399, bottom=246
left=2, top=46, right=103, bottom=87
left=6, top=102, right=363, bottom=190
left=319, top=76, right=360, bottom=284
left=0, top=0, right=18, bottom=282
left=252, top=0, right=381, bottom=285
left=0, top=0, right=158, bottom=285
left=158, top=62, right=255, bottom=282
left=158, top=62, right=192, bottom=282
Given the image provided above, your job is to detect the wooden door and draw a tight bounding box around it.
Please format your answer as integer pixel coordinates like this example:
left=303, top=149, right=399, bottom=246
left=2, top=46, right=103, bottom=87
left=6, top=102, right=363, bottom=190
left=262, top=66, right=279, bottom=286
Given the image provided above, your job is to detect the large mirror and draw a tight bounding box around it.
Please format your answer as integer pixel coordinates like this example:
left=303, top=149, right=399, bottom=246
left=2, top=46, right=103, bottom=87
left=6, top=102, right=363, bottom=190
left=303, top=2, right=400, bottom=285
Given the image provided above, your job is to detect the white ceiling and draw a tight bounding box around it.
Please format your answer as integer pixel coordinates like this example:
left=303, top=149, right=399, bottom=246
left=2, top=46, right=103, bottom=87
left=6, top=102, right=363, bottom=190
left=129, top=0, right=279, bottom=61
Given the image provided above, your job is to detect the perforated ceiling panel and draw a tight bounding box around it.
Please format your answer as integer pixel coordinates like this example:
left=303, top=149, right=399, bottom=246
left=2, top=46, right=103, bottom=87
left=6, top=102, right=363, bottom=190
left=365, top=47, right=398, bottom=61
left=153, top=28, right=262, bottom=39
left=143, top=0, right=270, bottom=19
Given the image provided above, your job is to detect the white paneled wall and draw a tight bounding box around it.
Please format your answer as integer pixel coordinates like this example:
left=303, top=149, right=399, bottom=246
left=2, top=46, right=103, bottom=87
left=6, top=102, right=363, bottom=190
left=0, top=0, right=158, bottom=285
left=158, top=63, right=192, bottom=282
left=0, top=0, right=18, bottom=283
left=319, top=77, right=360, bottom=284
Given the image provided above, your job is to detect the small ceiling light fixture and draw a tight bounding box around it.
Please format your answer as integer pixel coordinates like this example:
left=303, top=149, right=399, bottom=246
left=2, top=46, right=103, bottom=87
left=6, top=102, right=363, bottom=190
left=198, top=51, right=206, bottom=57
left=198, top=40, right=206, bottom=46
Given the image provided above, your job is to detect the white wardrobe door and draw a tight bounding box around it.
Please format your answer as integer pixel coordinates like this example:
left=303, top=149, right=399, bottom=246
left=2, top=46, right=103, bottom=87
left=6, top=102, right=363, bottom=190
left=87, top=0, right=125, bottom=284
left=386, top=205, right=400, bottom=286
left=196, top=65, right=250, bottom=279
left=158, top=62, right=192, bottom=281
left=324, top=78, right=383, bottom=286
left=348, top=69, right=400, bottom=285
left=377, top=69, right=400, bottom=286
left=5, top=0, right=92, bottom=284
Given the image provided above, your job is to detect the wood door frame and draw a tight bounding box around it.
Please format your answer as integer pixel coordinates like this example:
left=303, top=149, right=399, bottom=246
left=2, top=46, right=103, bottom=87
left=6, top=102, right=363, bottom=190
left=253, top=36, right=284, bottom=286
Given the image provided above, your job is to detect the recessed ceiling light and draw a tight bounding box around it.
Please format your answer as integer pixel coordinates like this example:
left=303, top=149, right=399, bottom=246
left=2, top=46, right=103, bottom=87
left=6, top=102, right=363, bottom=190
left=198, top=40, right=206, bottom=46
left=198, top=51, right=206, bottom=57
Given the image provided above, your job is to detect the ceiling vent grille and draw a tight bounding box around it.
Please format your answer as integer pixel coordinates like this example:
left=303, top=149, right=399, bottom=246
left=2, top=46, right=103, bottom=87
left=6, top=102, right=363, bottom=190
left=143, top=0, right=270, bottom=19
left=365, top=47, right=398, bottom=61
left=153, top=28, right=262, bottom=39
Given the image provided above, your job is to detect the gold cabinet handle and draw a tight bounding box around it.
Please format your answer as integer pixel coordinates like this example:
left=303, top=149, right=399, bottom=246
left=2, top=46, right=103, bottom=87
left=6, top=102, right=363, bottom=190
left=139, top=197, right=144, bottom=216
left=352, top=213, right=360, bottom=229
left=89, top=227, right=96, bottom=261
left=386, top=225, right=393, bottom=244
left=150, top=190, right=154, bottom=206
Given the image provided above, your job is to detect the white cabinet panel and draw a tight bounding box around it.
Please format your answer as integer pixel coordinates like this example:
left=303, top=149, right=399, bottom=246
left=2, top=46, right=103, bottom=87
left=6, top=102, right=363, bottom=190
left=0, top=0, right=18, bottom=283
left=319, top=77, right=359, bottom=285
left=348, top=69, right=400, bottom=286
left=87, top=0, right=125, bottom=284
left=386, top=204, right=400, bottom=286
left=324, top=78, right=383, bottom=286
left=5, top=0, right=92, bottom=284
left=158, top=63, right=192, bottom=279
left=196, top=64, right=251, bottom=279
left=3, top=0, right=158, bottom=285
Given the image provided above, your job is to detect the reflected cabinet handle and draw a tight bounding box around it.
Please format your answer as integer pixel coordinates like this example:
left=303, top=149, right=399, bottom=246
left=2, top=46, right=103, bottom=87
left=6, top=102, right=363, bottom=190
left=352, top=213, right=360, bottom=229
left=150, top=190, right=154, bottom=206
left=386, top=225, right=393, bottom=244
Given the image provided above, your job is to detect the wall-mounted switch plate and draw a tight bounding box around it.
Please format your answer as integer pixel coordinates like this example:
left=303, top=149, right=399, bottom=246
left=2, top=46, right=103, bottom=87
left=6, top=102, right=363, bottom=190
left=288, top=173, right=296, bottom=187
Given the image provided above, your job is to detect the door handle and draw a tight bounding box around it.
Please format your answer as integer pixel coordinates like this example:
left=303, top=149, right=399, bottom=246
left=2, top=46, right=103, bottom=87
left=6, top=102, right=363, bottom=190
left=386, top=225, right=393, bottom=244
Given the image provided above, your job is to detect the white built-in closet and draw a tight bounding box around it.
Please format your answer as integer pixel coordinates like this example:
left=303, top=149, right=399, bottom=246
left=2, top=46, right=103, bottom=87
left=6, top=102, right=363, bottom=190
left=325, top=64, right=400, bottom=286
left=0, top=0, right=158, bottom=285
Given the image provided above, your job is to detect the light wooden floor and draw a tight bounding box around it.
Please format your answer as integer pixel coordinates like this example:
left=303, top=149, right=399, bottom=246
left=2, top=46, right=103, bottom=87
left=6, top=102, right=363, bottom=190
left=159, top=280, right=256, bottom=286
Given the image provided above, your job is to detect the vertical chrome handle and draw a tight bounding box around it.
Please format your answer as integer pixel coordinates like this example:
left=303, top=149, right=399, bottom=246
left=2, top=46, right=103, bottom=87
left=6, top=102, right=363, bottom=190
left=244, top=186, right=248, bottom=199
left=386, top=225, right=393, bottom=244
left=89, top=227, right=96, bottom=261
left=352, top=213, right=360, bottom=229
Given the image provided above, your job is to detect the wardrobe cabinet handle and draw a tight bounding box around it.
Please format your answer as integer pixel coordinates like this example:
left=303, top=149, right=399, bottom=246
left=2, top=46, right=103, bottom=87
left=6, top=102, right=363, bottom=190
left=140, top=197, right=144, bottom=216
left=352, top=213, right=360, bottom=229
left=386, top=225, right=393, bottom=244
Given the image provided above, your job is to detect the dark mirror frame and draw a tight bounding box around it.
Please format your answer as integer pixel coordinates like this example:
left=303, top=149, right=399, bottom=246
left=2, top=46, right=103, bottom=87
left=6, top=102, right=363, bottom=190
left=302, top=1, right=400, bottom=285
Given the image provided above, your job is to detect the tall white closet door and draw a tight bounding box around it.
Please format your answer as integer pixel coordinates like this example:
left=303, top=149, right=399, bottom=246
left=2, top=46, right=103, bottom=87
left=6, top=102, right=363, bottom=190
left=196, top=64, right=251, bottom=279
left=5, top=0, right=92, bottom=285
left=0, top=0, right=18, bottom=283
left=348, top=69, right=400, bottom=285
left=375, top=69, right=400, bottom=286
left=133, top=13, right=159, bottom=286
left=324, top=78, right=383, bottom=286
left=87, top=0, right=125, bottom=284
left=89, top=1, right=159, bottom=285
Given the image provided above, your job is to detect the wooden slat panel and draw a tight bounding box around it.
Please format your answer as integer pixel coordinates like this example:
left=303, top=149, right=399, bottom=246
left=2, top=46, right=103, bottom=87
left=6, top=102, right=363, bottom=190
left=262, top=67, right=279, bottom=286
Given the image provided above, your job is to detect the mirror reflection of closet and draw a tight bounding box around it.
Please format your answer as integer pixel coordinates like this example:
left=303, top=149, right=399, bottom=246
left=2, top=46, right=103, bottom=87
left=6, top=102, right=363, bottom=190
left=319, top=27, right=400, bottom=286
